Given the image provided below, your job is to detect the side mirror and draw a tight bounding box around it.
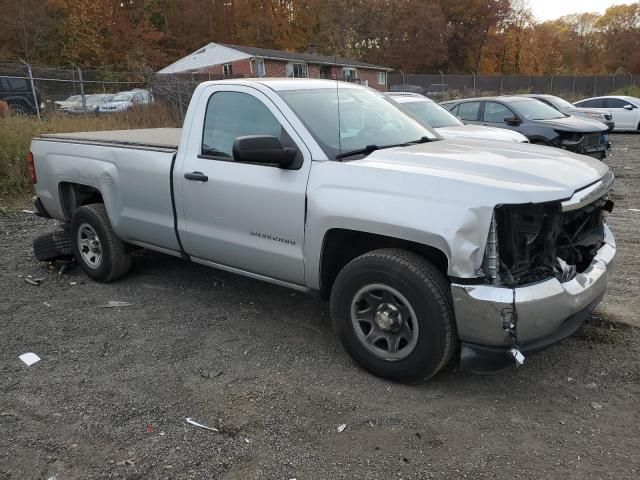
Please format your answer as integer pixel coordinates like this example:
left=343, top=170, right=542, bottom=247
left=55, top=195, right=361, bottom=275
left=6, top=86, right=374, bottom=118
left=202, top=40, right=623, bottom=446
left=623, top=104, right=635, bottom=110
left=233, top=135, right=297, bottom=167
left=504, top=116, right=521, bottom=125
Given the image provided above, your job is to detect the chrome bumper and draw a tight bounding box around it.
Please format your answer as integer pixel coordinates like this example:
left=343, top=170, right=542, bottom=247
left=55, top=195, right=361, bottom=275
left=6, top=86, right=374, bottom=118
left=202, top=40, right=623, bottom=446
left=451, top=224, right=616, bottom=348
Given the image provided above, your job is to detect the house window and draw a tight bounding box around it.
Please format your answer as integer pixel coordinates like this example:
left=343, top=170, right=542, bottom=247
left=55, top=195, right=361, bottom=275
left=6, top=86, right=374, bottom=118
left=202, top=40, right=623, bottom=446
left=320, top=65, right=333, bottom=79
left=286, top=63, right=308, bottom=78
left=377, top=72, right=386, bottom=85
left=255, top=58, right=265, bottom=78
left=222, top=63, right=233, bottom=78
left=342, top=67, right=358, bottom=82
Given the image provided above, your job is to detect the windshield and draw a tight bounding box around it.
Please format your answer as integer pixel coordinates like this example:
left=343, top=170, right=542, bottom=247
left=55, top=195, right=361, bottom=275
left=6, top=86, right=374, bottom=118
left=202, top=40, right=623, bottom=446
left=512, top=99, right=566, bottom=120
left=399, top=100, right=463, bottom=128
left=278, top=87, right=439, bottom=160
left=546, top=96, right=574, bottom=109
left=112, top=93, right=133, bottom=102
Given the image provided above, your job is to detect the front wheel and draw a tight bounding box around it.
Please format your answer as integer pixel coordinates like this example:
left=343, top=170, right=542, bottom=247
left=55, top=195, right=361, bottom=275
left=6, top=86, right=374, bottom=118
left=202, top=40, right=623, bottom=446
left=330, top=249, right=457, bottom=382
left=71, top=203, right=132, bottom=282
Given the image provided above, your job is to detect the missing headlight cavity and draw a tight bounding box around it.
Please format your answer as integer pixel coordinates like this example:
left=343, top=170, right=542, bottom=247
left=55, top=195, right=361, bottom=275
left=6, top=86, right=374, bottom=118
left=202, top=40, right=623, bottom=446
left=490, top=197, right=611, bottom=286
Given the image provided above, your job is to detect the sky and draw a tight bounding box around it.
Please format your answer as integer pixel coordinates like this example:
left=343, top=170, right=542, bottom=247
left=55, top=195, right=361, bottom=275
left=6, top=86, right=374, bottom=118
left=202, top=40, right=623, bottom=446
left=530, top=0, right=638, bottom=22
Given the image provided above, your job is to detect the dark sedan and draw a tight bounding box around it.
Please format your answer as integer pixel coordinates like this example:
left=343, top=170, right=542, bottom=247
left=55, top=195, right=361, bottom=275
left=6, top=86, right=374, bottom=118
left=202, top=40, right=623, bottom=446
left=441, top=96, right=609, bottom=159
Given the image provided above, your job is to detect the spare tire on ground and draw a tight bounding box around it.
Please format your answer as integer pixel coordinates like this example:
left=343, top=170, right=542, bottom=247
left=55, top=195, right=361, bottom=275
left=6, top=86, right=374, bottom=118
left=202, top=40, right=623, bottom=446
left=33, top=230, right=73, bottom=262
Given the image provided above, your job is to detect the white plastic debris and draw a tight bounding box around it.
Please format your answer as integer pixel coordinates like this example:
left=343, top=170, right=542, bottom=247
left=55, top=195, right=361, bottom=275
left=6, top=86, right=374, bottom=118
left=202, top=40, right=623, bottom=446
left=19, top=352, right=41, bottom=366
left=628, top=208, right=640, bottom=212
left=99, top=301, right=133, bottom=308
left=185, top=417, right=219, bottom=432
left=21, top=209, right=35, bottom=214
left=590, top=402, right=603, bottom=411
left=337, top=423, right=347, bottom=433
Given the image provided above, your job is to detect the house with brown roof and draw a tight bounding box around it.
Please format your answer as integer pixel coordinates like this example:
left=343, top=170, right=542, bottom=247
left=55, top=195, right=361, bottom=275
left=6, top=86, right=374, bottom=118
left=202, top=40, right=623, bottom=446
left=158, top=43, right=392, bottom=91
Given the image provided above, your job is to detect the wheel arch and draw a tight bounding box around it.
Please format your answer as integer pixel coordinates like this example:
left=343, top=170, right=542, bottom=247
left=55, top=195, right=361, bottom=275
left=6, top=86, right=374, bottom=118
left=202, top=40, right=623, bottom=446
left=59, top=182, right=105, bottom=221
left=318, top=228, right=450, bottom=299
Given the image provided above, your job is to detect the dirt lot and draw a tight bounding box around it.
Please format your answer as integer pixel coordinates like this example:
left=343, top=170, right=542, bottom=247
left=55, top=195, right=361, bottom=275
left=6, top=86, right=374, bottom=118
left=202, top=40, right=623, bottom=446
left=1, top=135, right=639, bottom=480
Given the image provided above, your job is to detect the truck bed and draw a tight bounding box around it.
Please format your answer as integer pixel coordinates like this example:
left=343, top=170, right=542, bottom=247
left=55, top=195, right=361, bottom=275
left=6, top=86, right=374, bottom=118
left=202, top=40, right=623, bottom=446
left=39, top=128, right=182, bottom=151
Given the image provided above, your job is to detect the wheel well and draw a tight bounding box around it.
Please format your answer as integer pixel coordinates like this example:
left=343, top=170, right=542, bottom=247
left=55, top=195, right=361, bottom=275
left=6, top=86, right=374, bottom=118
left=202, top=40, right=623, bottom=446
left=319, top=229, right=449, bottom=299
left=59, top=182, right=104, bottom=220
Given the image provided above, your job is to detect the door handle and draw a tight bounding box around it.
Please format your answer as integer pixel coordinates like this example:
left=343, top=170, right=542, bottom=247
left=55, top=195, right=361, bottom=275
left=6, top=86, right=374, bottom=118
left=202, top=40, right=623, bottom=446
left=184, top=171, right=208, bottom=182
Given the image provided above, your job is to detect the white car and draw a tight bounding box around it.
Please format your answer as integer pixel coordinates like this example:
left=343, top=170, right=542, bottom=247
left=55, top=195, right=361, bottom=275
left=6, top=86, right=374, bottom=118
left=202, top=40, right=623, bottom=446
left=387, top=92, right=529, bottom=143
left=98, top=89, right=153, bottom=113
left=573, top=96, right=640, bottom=131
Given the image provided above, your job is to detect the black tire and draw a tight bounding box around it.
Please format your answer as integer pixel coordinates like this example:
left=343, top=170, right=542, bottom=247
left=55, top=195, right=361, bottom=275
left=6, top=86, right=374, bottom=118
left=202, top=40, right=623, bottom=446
left=70, top=203, right=132, bottom=282
left=33, top=230, right=73, bottom=262
left=330, top=248, right=456, bottom=382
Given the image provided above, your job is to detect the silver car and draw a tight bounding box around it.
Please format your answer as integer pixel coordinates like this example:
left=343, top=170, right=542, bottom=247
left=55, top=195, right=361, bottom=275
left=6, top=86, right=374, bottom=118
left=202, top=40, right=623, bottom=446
left=521, top=94, right=614, bottom=131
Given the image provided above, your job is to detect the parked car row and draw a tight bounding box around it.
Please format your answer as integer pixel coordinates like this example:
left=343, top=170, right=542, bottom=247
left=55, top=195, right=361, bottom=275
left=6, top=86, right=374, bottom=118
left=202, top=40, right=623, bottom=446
left=440, top=96, right=610, bottom=159
left=383, top=91, right=640, bottom=160
left=54, top=89, right=153, bottom=114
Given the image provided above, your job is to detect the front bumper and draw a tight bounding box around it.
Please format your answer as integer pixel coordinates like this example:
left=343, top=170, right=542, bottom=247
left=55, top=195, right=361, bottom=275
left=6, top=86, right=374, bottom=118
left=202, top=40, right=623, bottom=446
left=451, top=224, right=616, bottom=373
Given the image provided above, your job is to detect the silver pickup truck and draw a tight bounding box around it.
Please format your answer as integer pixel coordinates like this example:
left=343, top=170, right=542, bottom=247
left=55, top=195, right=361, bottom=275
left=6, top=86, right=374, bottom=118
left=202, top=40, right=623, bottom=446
left=29, top=79, right=616, bottom=381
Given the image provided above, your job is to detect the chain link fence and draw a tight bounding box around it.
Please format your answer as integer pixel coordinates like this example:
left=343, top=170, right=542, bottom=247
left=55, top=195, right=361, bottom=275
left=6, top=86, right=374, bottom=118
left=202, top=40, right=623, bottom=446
left=0, top=61, right=151, bottom=118
left=3, top=61, right=639, bottom=120
left=388, top=73, right=640, bottom=101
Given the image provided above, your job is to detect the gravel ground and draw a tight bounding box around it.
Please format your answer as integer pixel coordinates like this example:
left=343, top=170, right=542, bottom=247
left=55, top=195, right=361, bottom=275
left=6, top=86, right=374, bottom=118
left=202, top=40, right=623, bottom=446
left=1, top=135, right=639, bottom=480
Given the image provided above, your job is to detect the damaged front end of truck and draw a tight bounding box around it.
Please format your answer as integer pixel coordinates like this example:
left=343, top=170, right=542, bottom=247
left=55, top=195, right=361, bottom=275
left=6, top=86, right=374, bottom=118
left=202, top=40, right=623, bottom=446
left=451, top=171, right=616, bottom=374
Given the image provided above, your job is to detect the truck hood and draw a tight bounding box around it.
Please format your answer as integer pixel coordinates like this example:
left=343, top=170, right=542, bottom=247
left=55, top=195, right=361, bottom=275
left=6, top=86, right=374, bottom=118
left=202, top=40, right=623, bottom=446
left=352, top=138, right=608, bottom=197
left=436, top=124, right=528, bottom=143
left=533, top=115, right=608, bottom=132
left=308, top=139, right=611, bottom=280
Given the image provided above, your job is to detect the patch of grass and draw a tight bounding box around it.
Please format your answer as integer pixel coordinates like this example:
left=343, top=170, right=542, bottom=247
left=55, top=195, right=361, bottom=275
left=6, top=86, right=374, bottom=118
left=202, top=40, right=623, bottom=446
left=613, top=84, right=640, bottom=98
left=0, top=103, right=181, bottom=204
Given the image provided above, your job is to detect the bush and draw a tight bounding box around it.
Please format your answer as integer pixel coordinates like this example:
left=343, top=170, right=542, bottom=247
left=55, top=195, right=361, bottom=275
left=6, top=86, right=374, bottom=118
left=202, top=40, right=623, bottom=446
left=613, top=84, right=640, bottom=98
left=0, top=103, right=181, bottom=202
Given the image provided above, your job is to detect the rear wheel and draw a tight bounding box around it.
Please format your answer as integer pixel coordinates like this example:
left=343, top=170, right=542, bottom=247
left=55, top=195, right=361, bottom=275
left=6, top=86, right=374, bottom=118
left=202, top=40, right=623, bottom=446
left=330, top=248, right=456, bottom=382
left=71, top=203, right=132, bottom=282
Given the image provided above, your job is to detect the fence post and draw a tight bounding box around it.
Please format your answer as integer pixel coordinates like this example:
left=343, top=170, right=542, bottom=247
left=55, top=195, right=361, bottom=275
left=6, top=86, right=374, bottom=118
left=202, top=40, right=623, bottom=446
left=611, top=75, right=615, bottom=94
left=572, top=75, right=575, bottom=94
left=528, top=75, right=531, bottom=91
left=593, top=76, right=597, bottom=96
left=178, top=84, right=184, bottom=120
left=71, top=63, right=86, bottom=113
left=550, top=75, right=553, bottom=93
left=472, top=72, right=476, bottom=95
left=19, top=59, right=40, bottom=119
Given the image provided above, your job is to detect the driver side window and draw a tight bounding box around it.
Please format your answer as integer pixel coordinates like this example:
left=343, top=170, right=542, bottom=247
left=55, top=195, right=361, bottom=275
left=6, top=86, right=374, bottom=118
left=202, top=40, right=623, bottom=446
left=202, top=91, right=292, bottom=160
left=483, top=102, right=513, bottom=123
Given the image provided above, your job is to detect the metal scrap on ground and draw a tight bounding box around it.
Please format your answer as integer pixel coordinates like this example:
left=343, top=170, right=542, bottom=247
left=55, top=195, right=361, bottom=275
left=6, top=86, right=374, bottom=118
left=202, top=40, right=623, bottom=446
left=19, top=353, right=41, bottom=366
left=185, top=417, right=219, bottom=432
left=98, top=301, right=133, bottom=308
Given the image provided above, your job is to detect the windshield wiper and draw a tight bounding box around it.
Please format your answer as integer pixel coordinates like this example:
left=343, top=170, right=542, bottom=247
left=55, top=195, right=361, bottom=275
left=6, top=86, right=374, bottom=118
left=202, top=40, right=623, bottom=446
left=335, top=136, right=433, bottom=160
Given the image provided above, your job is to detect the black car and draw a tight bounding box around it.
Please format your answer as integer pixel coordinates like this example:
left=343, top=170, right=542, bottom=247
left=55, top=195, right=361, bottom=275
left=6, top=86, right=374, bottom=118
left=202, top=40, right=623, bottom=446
left=441, top=96, right=609, bottom=159
left=0, top=75, right=43, bottom=115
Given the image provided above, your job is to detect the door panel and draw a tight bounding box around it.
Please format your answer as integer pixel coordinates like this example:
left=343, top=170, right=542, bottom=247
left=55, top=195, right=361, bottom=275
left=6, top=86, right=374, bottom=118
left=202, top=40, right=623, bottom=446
left=605, top=98, right=636, bottom=129
left=177, top=86, right=311, bottom=285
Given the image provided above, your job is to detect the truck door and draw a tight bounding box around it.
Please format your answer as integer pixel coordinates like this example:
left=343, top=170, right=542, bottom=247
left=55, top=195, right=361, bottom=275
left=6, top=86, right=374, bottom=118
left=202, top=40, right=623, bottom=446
left=176, top=85, right=312, bottom=287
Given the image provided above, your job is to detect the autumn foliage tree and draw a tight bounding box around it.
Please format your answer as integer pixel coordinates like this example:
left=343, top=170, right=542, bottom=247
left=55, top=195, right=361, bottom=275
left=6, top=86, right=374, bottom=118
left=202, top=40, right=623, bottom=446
left=0, top=0, right=638, bottom=74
